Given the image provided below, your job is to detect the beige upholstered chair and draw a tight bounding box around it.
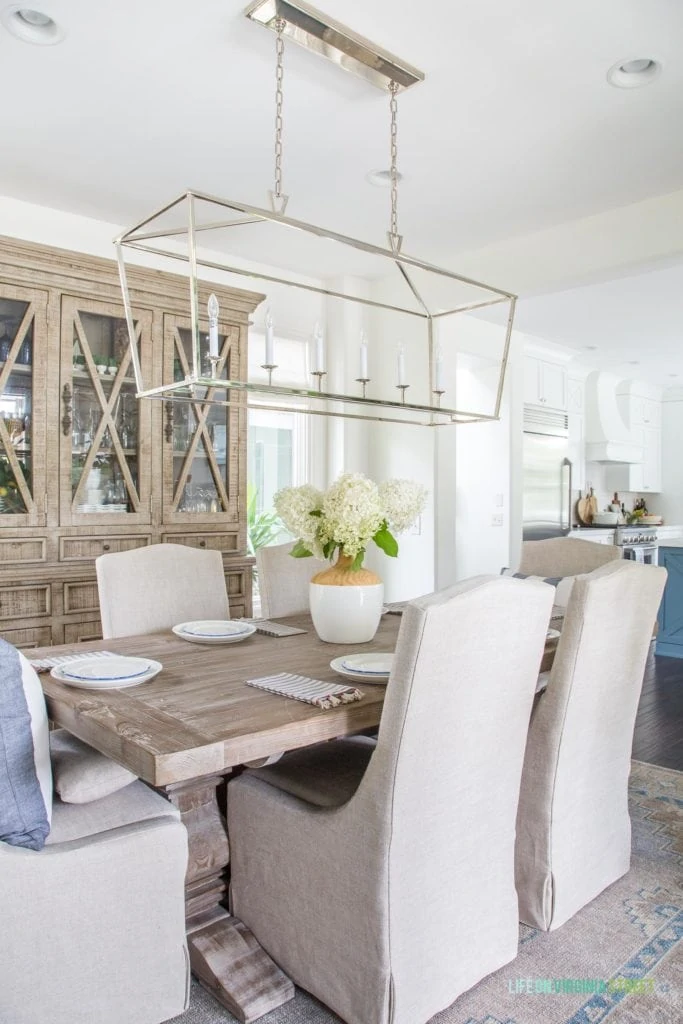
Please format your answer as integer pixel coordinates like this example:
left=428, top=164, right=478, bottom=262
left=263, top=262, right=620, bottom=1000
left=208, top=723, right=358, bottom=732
left=515, top=559, right=666, bottom=932
left=0, top=659, right=189, bottom=1024
left=228, top=574, right=555, bottom=1024
left=256, top=540, right=327, bottom=618
left=518, top=536, right=622, bottom=577
left=96, top=542, right=229, bottom=638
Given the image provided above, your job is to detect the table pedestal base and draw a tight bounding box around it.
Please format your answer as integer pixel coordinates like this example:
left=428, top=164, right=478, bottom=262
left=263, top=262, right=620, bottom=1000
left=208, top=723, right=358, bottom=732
left=189, top=910, right=295, bottom=1023
left=164, top=774, right=294, bottom=1022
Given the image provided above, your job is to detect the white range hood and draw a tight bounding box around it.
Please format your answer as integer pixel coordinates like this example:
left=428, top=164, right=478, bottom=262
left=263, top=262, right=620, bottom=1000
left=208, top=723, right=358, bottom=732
left=584, top=371, right=643, bottom=464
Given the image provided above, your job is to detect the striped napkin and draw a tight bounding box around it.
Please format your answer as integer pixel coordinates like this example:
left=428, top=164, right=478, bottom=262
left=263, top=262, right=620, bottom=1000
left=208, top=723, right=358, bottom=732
left=246, top=672, right=363, bottom=710
left=30, top=651, right=118, bottom=674
left=246, top=620, right=308, bottom=637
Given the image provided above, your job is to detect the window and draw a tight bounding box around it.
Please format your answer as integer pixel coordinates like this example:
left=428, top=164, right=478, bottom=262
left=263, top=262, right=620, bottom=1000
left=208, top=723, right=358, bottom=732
left=248, top=405, right=308, bottom=514
left=247, top=331, right=319, bottom=609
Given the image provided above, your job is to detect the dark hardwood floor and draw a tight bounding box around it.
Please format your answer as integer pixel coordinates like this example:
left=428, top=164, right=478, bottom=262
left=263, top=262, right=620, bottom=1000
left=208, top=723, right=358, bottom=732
left=632, top=644, right=683, bottom=771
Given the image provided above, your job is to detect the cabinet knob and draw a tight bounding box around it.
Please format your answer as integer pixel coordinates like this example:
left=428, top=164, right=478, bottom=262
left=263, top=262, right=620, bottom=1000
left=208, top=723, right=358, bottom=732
left=199, top=540, right=206, bottom=548
left=102, top=543, right=111, bottom=551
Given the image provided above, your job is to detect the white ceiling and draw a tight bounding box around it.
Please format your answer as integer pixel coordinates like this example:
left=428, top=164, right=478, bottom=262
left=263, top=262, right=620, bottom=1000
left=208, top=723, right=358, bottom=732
left=1, top=0, right=682, bottom=364
left=514, top=262, right=683, bottom=388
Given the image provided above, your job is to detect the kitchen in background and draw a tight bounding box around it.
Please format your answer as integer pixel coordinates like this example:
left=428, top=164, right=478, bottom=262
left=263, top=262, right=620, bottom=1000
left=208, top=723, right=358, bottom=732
left=522, top=350, right=682, bottom=563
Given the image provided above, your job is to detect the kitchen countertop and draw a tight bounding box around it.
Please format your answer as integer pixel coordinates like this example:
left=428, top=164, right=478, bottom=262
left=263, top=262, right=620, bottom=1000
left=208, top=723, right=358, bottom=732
left=570, top=524, right=683, bottom=534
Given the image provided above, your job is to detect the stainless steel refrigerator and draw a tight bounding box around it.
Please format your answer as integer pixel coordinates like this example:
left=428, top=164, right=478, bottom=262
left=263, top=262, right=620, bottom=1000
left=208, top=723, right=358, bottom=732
left=522, top=408, right=573, bottom=541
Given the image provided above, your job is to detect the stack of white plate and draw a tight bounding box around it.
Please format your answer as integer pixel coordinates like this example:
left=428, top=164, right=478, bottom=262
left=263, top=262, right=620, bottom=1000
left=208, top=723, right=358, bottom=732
left=330, top=653, right=393, bottom=684
left=50, top=655, right=162, bottom=689
left=172, top=620, right=257, bottom=645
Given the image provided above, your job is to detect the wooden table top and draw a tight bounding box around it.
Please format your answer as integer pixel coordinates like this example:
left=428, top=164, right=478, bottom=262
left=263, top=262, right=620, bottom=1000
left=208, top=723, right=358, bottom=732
left=35, top=613, right=399, bottom=787
left=35, top=612, right=561, bottom=788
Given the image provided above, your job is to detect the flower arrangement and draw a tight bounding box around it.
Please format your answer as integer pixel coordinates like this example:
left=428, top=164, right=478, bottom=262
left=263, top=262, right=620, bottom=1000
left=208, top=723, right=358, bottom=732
left=274, top=472, right=427, bottom=571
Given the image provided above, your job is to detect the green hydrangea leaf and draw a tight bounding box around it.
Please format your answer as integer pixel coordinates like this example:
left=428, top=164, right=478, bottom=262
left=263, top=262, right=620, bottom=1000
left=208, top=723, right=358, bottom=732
left=290, top=540, right=313, bottom=558
left=373, top=527, right=398, bottom=558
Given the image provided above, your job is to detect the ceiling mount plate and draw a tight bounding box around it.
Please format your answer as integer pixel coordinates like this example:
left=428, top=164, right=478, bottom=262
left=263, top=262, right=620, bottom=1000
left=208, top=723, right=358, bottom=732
left=244, top=0, right=425, bottom=91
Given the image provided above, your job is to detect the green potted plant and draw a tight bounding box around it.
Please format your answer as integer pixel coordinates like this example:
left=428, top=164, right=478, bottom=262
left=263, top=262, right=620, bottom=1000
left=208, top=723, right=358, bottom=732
left=246, top=484, right=284, bottom=569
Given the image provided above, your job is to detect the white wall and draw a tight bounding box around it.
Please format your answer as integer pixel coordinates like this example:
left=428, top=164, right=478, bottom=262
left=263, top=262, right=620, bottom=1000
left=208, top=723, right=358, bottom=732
left=660, top=389, right=683, bottom=524
left=442, top=317, right=513, bottom=583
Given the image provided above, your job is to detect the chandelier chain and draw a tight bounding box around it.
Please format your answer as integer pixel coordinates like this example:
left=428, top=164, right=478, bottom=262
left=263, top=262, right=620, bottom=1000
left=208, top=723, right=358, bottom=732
left=274, top=16, right=286, bottom=200
left=389, top=81, right=399, bottom=242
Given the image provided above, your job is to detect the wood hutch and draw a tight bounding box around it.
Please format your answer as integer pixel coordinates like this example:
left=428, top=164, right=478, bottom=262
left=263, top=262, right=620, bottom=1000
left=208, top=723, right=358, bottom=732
left=0, top=235, right=262, bottom=647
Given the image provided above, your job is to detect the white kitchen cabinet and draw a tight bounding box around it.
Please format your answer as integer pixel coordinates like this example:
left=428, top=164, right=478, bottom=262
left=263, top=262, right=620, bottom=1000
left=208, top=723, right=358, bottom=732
left=606, top=429, right=661, bottom=494
left=641, top=426, right=661, bottom=492
left=606, top=381, right=662, bottom=494
left=629, top=395, right=660, bottom=429
left=524, top=356, right=567, bottom=411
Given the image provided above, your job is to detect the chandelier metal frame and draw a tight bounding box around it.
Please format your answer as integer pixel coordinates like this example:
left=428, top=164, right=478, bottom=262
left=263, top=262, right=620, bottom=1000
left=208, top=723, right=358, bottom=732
left=114, top=2, right=517, bottom=428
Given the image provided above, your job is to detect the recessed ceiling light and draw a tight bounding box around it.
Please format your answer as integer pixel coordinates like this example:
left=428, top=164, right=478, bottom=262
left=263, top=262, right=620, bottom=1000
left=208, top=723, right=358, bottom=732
left=607, top=57, right=661, bottom=89
left=1, top=6, right=65, bottom=44
left=668, top=373, right=679, bottom=378
left=627, top=360, right=640, bottom=366
left=583, top=345, right=598, bottom=351
left=366, top=169, right=404, bottom=188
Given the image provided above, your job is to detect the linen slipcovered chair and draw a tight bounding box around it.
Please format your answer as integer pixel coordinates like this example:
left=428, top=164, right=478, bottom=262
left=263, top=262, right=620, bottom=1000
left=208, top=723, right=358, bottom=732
left=0, top=649, right=190, bottom=1024
left=96, top=542, right=229, bottom=637
left=515, top=559, right=666, bottom=931
left=518, top=536, right=622, bottom=577
left=256, top=540, right=327, bottom=618
left=228, top=574, right=555, bottom=1024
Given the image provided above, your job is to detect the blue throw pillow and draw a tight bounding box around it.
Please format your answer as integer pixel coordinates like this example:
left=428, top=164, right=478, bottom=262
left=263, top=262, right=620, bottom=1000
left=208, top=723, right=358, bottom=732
left=0, top=639, right=51, bottom=850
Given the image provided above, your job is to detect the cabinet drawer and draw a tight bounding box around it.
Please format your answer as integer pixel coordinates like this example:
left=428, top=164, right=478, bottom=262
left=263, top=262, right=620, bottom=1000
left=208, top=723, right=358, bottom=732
left=163, top=532, right=239, bottom=553
left=225, top=568, right=247, bottom=601
left=0, top=537, right=47, bottom=565
left=1, top=625, right=53, bottom=650
left=0, top=584, right=51, bottom=621
left=63, top=620, right=103, bottom=644
left=60, top=534, right=152, bottom=561
left=63, top=580, right=100, bottom=616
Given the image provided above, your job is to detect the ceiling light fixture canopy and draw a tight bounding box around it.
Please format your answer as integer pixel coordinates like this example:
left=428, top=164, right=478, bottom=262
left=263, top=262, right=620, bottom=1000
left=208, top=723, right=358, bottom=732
left=116, top=1, right=516, bottom=428
left=607, top=57, right=661, bottom=88
left=1, top=5, right=64, bottom=44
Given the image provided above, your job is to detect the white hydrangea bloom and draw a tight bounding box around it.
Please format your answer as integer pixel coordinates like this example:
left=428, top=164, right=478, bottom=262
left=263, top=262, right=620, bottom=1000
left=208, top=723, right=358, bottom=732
left=273, top=473, right=428, bottom=567
left=319, top=473, right=384, bottom=559
left=273, top=484, right=322, bottom=546
left=379, top=478, right=428, bottom=533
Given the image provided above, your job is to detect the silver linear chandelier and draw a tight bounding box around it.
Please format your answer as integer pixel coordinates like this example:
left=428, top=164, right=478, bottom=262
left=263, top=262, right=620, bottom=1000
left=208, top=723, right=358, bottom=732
left=115, top=0, right=516, bottom=427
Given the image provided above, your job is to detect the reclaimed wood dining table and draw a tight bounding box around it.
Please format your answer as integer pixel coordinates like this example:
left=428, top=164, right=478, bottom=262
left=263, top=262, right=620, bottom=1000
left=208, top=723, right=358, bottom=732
left=32, top=610, right=560, bottom=1023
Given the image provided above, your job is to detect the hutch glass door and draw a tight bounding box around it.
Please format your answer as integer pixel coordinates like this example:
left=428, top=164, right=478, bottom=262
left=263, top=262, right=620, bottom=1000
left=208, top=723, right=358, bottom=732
left=162, top=314, right=242, bottom=525
left=0, top=284, right=47, bottom=526
left=60, top=296, right=152, bottom=526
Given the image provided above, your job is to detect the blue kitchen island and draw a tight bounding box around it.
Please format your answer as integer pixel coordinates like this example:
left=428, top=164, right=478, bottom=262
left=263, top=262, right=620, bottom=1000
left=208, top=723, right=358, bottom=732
left=656, top=542, right=683, bottom=658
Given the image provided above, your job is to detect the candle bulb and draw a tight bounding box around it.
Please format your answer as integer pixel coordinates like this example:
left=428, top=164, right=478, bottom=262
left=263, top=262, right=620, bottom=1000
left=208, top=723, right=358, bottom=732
left=314, top=322, right=324, bottom=373
left=265, top=308, right=274, bottom=365
left=434, top=345, right=444, bottom=391
left=207, top=294, right=219, bottom=359
left=359, top=333, right=368, bottom=379
left=397, top=344, right=406, bottom=386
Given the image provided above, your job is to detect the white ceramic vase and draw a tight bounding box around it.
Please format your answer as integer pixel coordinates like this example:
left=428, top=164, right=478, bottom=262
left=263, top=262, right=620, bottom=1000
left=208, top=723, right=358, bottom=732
left=309, top=554, right=384, bottom=644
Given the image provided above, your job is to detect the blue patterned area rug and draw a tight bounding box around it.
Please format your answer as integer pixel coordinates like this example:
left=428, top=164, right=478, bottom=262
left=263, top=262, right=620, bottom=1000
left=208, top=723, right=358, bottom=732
left=175, top=760, right=682, bottom=1024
